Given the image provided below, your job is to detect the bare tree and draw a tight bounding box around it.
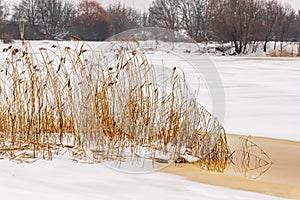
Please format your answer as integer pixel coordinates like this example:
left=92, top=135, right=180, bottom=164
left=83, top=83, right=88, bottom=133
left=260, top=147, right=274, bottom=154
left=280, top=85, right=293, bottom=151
left=275, top=5, right=295, bottom=51
left=0, top=0, right=10, bottom=41
left=289, top=10, right=300, bottom=42
left=141, top=11, right=149, bottom=27
left=0, top=0, right=9, bottom=23
left=11, top=0, right=42, bottom=39
left=108, top=3, right=141, bottom=34
left=12, top=0, right=39, bottom=26
left=36, top=0, right=75, bottom=39
left=211, top=0, right=264, bottom=54
left=148, top=0, right=181, bottom=31
left=260, top=0, right=285, bottom=52
left=12, top=0, right=75, bottom=40
left=179, top=0, right=212, bottom=41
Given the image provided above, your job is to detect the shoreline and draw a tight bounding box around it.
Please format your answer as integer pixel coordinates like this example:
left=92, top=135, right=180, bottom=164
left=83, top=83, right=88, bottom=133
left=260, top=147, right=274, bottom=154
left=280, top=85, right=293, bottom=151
left=161, top=134, right=300, bottom=199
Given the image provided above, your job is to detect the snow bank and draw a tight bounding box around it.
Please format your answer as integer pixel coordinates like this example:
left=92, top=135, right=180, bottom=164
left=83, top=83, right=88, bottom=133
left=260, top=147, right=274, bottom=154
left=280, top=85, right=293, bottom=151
left=0, top=159, right=283, bottom=200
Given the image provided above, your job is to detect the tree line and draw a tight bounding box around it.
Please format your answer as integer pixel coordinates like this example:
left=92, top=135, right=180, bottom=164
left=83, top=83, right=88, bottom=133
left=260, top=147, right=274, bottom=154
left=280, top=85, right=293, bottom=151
left=147, top=0, right=300, bottom=53
left=0, top=0, right=141, bottom=41
left=0, top=0, right=300, bottom=54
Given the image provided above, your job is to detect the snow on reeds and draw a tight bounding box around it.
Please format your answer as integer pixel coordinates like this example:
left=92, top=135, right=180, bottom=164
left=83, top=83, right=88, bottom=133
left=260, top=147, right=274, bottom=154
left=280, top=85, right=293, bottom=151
left=0, top=39, right=233, bottom=173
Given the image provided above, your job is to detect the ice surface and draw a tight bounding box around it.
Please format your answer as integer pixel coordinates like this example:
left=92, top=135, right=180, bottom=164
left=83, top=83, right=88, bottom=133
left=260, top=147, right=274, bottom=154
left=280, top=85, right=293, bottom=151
left=213, top=57, right=300, bottom=141
left=146, top=47, right=300, bottom=141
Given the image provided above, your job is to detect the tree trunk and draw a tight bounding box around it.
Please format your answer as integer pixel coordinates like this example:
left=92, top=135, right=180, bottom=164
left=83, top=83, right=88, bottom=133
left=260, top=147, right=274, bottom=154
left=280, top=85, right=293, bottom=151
left=233, top=40, right=242, bottom=54
left=263, top=40, right=268, bottom=53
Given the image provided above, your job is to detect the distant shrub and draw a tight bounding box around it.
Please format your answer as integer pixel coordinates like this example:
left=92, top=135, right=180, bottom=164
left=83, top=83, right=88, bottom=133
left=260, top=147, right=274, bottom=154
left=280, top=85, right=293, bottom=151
left=268, top=49, right=299, bottom=57
left=1, top=33, right=14, bottom=44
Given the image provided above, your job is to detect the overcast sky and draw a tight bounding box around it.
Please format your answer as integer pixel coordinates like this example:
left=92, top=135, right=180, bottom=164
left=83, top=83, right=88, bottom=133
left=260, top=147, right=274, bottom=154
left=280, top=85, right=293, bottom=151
left=282, top=0, right=300, bottom=10
left=8, top=0, right=300, bottom=11
left=100, top=0, right=300, bottom=10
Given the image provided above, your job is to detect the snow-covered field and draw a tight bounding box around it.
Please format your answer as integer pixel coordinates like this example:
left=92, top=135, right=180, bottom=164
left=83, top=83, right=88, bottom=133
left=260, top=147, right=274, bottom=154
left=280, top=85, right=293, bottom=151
left=0, top=159, right=284, bottom=200
left=146, top=44, right=300, bottom=142
left=0, top=40, right=298, bottom=199
left=213, top=57, right=300, bottom=141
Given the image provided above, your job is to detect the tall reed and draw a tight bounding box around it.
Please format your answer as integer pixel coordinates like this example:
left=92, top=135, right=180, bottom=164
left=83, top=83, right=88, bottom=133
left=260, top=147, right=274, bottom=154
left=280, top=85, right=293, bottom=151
left=0, top=40, right=230, bottom=172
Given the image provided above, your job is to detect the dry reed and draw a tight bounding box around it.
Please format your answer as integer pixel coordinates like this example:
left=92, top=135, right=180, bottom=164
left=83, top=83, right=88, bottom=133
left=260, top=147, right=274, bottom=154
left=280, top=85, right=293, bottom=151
left=0, top=39, right=270, bottom=175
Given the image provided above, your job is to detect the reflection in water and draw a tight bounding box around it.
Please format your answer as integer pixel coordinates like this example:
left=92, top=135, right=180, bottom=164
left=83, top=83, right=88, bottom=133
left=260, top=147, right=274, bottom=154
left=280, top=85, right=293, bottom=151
left=230, top=136, right=272, bottom=179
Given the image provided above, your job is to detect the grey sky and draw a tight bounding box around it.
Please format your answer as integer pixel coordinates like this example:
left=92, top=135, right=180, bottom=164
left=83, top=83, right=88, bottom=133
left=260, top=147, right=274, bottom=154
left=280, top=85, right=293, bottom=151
left=100, top=0, right=153, bottom=10
left=101, top=0, right=300, bottom=10
left=102, top=0, right=300, bottom=10
left=281, top=0, right=300, bottom=10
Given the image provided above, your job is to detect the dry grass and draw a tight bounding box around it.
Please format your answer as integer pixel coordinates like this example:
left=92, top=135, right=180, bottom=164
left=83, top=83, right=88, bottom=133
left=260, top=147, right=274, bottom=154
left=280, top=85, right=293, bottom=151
left=0, top=40, right=90, bottom=162
left=0, top=39, right=269, bottom=175
left=268, top=49, right=300, bottom=57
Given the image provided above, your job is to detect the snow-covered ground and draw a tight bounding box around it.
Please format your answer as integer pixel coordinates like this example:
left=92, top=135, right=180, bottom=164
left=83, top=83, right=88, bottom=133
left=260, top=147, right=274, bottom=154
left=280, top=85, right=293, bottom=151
left=146, top=48, right=300, bottom=142
left=0, top=40, right=298, bottom=199
left=0, top=159, right=284, bottom=200
left=213, top=57, right=300, bottom=141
